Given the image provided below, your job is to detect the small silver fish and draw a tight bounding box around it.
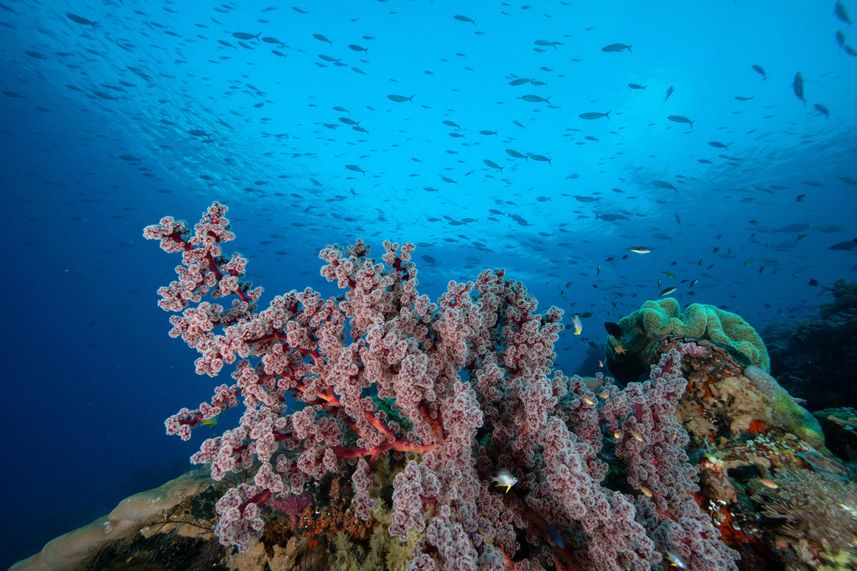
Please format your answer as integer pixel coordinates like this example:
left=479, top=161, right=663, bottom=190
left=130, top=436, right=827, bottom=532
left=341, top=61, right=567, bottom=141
left=492, top=469, right=518, bottom=493
left=665, top=552, right=687, bottom=569
left=627, top=246, right=652, bottom=254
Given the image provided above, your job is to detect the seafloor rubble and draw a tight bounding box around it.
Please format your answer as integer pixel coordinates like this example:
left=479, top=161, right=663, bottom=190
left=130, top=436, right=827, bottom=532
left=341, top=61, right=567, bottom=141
left=12, top=300, right=857, bottom=571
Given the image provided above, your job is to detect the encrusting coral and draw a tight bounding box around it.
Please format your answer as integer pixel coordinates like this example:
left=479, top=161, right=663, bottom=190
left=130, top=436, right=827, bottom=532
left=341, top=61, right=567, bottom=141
left=606, top=298, right=770, bottom=382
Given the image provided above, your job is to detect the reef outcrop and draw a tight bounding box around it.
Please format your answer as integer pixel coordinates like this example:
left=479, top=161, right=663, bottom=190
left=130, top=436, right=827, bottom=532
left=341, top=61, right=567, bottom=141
left=605, top=298, right=770, bottom=382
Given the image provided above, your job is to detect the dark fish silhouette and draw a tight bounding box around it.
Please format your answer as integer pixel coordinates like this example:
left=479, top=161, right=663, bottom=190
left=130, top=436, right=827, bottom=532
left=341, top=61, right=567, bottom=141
left=834, top=1, right=853, bottom=24
left=312, top=33, right=332, bottom=44
left=667, top=115, right=693, bottom=128
left=519, top=94, right=551, bottom=103
left=597, top=213, right=627, bottom=222
left=579, top=111, right=610, bottom=120
left=665, top=85, right=674, bottom=101
left=791, top=72, right=806, bottom=103
left=602, top=43, right=632, bottom=53
left=752, top=64, right=767, bottom=80
left=829, top=237, right=857, bottom=251
left=505, top=148, right=529, bottom=160
left=66, top=12, right=97, bottom=27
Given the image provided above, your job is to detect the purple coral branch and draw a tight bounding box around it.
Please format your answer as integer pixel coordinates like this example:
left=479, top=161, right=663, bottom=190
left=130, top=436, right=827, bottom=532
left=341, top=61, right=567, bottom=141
left=144, top=203, right=738, bottom=570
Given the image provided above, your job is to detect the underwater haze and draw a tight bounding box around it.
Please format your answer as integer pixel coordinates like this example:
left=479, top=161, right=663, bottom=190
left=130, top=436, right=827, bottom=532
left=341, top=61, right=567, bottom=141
left=1, top=0, right=856, bottom=568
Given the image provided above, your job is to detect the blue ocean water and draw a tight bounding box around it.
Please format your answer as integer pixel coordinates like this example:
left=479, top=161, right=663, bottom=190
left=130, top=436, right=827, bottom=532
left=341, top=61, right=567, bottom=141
left=1, top=0, right=855, bottom=567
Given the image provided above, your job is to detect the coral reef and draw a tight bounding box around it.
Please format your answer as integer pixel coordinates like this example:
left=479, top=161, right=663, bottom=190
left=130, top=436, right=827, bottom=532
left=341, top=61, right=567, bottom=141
left=16, top=336, right=854, bottom=571
left=14, top=206, right=854, bottom=571
left=765, top=280, right=857, bottom=411
left=654, top=340, right=855, bottom=570
left=135, top=203, right=737, bottom=570
left=606, top=298, right=770, bottom=382
left=600, top=296, right=856, bottom=570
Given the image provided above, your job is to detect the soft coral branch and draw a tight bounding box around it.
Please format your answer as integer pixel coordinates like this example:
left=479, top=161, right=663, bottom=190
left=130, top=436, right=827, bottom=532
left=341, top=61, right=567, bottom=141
left=146, top=204, right=738, bottom=571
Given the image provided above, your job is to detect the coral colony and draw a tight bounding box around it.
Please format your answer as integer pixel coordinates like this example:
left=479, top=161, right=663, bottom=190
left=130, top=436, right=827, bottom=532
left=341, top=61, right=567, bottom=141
left=143, top=202, right=742, bottom=570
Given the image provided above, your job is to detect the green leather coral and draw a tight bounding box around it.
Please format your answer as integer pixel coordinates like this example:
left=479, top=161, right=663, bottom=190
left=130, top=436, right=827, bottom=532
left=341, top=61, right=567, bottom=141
left=608, top=298, right=770, bottom=380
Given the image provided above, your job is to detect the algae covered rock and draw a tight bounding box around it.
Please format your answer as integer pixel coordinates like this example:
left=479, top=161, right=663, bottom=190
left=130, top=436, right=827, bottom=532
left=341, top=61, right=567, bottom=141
left=653, top=339, right=855, bottom=570
left=741, top=365, right=824, bottom=449
left=656, top=339, right=824, bottom=450
left=606, top=297, right=770, bottom=382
